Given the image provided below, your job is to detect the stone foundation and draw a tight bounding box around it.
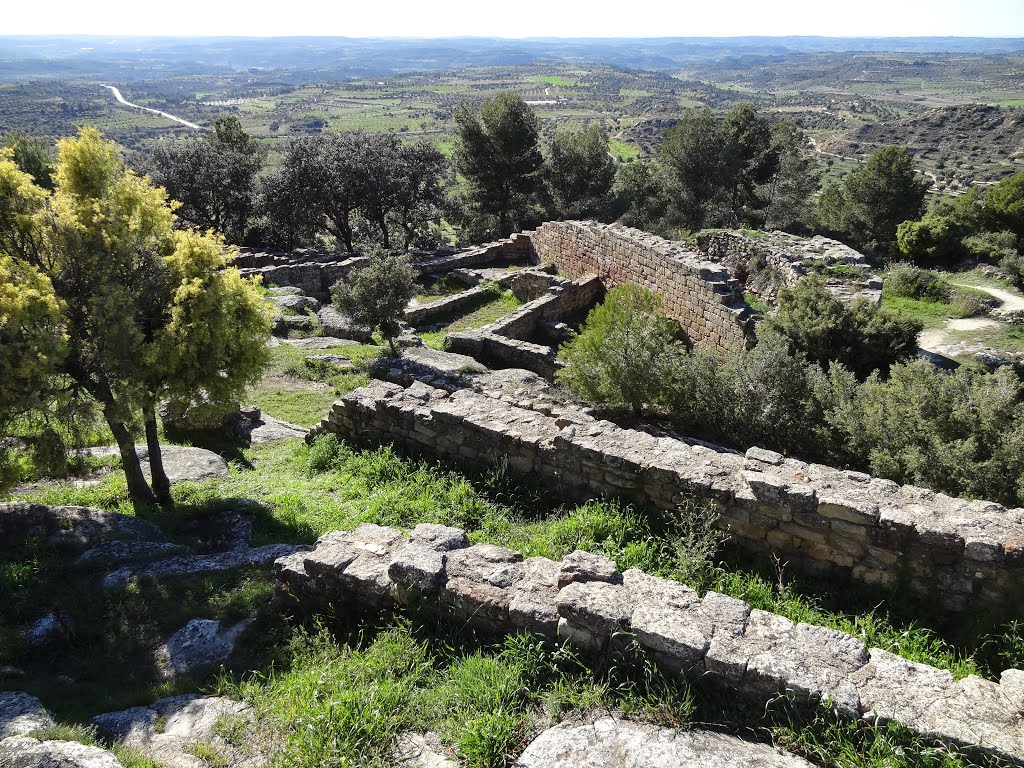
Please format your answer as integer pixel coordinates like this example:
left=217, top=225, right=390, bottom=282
left=311, top=380, right=1024, bottom=615
left=276, top=521, right=1024, bottom=764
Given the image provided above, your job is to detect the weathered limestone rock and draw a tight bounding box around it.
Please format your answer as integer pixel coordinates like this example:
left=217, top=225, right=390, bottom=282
left=247, top=416, right=307, bottom=444
left=557, top=550, right=619, bottom=588
left=274, top=523, right=1024, bottom=763
left=392, top=733, right=457, bottom=768
left=92, top=695, right=260, bottom=768
left=316, top=307, right=372, bottom=342
left=513, top=718, right=815, bottom=767
left=85, top=446, right=229, bottom=484
left=0, top=693, right=55, bottom=739
left=313, top=380, right=1024, bottom=614
left=0, top=737, right=123, bottom=768
left=0, top=503, right=163, bottom=552
left=156, top=618, right=251, bottom=678
left=104, top=544, right=306, bottom=590
left=279, top=336, right=362, bottom=350
left=269, top=293, right=320, bottom=313
left=75, top=541, right=189, bottom=569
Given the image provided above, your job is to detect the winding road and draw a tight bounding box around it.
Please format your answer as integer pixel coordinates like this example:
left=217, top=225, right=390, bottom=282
left=101, top=85, right=204, bottom=131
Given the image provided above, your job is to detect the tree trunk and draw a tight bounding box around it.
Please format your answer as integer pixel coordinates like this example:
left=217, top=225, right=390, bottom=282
left=104, top=407, right=156, bottom=509
left=143, top=402, right=172, bottom=506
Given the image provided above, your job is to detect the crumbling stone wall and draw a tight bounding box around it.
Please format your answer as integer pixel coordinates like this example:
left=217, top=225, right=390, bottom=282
left=312, top=380, right=1024, bottom=615
left=236, top=255, right=368, bottom=303
left=446, top=276, right=603, bottom=378
left=528, top=221, right=754, bottom=351
left=276, top=521, right=1024, bottom=764
left=694, top=230, right=883, bottom=305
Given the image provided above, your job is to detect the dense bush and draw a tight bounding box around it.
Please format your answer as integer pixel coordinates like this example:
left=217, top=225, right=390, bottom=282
left=884, top=263, right=953, bottom=302
left=557, top=281, right=1024, bottom=506
left=556, top=285, right=686, bottom=415
left=766, top=276, right=921, bottom=378
left=896, top=170, right=1024, bottom=288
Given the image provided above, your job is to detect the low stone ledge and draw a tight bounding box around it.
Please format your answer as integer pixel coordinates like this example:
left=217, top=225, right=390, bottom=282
left=314, top=381, right=1024, bottom=616
left=274, top=523, right=1024, bottom=763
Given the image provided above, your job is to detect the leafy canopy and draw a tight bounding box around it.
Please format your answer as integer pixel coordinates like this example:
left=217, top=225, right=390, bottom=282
left=331, top=251, right=416, bottom=354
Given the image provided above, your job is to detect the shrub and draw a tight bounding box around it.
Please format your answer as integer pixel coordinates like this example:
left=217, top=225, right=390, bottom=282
left=884, top=263, right=952, bottom=302
left=767, top=275, right=921, bottom=378
left=331, top=251, right=416, bottom=354
left=556, top=284, right=686, bottom=415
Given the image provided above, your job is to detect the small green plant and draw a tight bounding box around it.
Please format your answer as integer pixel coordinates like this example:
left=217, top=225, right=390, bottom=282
left=186, top=740, right=229, bottom=768
left=306, top=433, right=342, bottom=475
left=457, top=710, right=523, bottom=768
left=211, top=714, right=249, bottom=749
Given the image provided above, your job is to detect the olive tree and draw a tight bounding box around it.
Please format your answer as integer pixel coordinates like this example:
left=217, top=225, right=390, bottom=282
left=331, top=251, right=416, bottom=355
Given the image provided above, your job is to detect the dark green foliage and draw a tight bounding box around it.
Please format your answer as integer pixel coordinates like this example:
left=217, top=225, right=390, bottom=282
left=453, top=92, right=545, bottom=238
left=612, top=161, right=670, bottom=233
left=259, top=132, right=447, bottom=252
left=1, top=132, right=55, bottom=190
left=819, top=145, right=929, bottom=251
left=144, top=117, right=266, bottom=245
left=767, top=276, right=922, bottom=378
left=895, top=170, right=1024, bottom=287
left=884, top=263, right=954, bottom=302
left=822, top=361, right=1024, bottom=505
left=331, top=251, right=416, bottom=354
left=657, top=104, right=818, bottom=232
left=556, top=284, right=686, bottom=415
left=545, top=125, right=616, bottom=220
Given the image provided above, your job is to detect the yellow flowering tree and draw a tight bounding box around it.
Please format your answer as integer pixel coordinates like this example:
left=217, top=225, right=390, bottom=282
left=0, top=129, right=270, bottom=506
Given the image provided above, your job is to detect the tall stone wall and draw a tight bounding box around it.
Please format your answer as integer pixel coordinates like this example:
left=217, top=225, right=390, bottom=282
left=276, top=522, right=1024, bottom=764
left=529, top=221, right=754, bottom=352
left=312, top=380, right=1024, bottom=615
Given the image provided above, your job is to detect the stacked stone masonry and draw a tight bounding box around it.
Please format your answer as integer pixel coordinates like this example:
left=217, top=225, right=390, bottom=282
left=694, top=230, right=883, bottom=305
left=446, top=275, right=604, bottom=378
left=314, top=380, right=1024, bottom=615
left=275, top=521, right=1024, bottom=763
left=527, top=221, right=754, bottom=352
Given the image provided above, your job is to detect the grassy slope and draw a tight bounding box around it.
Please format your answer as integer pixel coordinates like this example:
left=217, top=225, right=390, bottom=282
left=4, top=437, right=1004, bottom=768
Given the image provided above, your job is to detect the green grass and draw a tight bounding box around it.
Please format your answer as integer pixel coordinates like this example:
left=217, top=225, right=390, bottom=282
left=5, top=432, right=1019, bottom=767
left=215, top=618, right=987, bottom=768
left=609, top=139, right=641, bottom=162
left=881, top=294, right=957, bottom=329
left=418, top=290, right=523, bottom=350
left=12, top=437, right=1008, bottom=682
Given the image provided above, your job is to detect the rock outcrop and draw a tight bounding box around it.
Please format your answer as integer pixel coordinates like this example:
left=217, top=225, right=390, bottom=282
left=514, top=718, right=814, bottom=767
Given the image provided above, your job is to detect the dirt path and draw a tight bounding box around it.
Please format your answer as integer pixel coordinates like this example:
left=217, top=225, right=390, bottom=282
left=919, top=317, right=1001, bottom=351
left=953, top=283, right=1024, bottom=315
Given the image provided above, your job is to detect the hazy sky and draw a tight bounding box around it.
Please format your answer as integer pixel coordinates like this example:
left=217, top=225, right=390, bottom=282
left=5, top=0, right=1024, bottom=38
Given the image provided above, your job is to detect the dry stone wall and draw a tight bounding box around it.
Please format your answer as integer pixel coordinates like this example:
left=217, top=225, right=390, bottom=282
left=694, top=230, right=883, bottom=305
left=312, top=380, right=1024, bottom=615
left=275, top=521, right=1024, bottom=764
left=237, top=255, right=368, bottom=303
left=528, top=221, right=754, bottom=351
left=446, top=276, right=603, bottom=378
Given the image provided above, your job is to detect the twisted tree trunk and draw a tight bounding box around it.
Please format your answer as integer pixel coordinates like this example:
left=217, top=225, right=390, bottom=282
left=143, top=401, right=172, bottom=506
